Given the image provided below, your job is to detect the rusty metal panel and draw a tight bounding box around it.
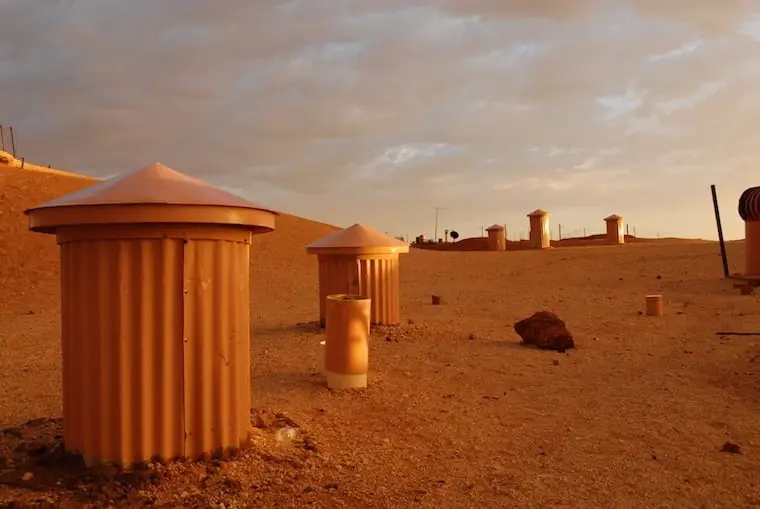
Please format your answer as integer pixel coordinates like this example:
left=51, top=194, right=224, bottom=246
left=60, top=236, right=185, bottom=465
left=182, top=237, right=251, bottom=459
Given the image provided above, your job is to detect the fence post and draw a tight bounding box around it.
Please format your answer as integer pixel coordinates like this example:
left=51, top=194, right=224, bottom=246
left=9, top=125, right=16, bottom=157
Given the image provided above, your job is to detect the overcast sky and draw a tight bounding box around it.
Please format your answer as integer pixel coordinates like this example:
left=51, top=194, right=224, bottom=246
left=2, top=0, right=759, bottom=240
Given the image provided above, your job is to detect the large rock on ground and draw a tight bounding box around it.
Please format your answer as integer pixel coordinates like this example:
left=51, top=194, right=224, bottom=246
left=514, top=311, right=574, bottom=351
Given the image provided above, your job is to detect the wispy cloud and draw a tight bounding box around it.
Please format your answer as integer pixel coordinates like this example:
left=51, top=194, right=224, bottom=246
left=596, top=87, right=648, bottom=120
left=656, top=80, right=728, bottom=114
left=647, top=40, right=702, bottom=62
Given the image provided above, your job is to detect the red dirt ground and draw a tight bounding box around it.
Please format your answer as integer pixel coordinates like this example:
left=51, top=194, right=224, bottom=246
left=1, top=164, right=759, bottom=508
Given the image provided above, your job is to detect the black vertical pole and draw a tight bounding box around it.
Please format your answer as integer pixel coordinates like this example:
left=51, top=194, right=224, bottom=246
left=710, top=184, right=730, bottom=278
left=9, top=125, right=16, bottom=157
left=0, top=125, right=4, bottom=151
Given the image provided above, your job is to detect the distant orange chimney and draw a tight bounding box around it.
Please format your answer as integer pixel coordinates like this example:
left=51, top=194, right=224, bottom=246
left=527, top=209, right=550, bottom=249
left=485, top=224, right=506, bottom=251
left=604, top=214, right=624, bottom=244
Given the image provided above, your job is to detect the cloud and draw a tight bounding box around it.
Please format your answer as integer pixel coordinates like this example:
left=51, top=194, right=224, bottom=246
left=1, top=0, right=759, bottom=240
left=647, top=40, right=703, bottom=62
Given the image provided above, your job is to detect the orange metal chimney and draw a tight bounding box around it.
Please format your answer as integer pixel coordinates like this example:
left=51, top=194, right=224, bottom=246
left=739, top=186, right=760, bottom=276
left=306, top=223, right=409, bottom=326
left=527, top=209, right=550, bottom=249
left=25, top=162, right=277, bottom=467
left=485, top=224, right=506, bottom=251
left=604, top=214, right=625, bottom=244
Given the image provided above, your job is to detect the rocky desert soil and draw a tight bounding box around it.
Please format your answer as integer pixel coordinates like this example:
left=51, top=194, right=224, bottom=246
left=0, top=165, right=758, bottom=508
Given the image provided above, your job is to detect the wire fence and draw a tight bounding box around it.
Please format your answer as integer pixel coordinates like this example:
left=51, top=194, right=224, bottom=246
left=0, top=124, right=56, bottom=170
left=476, top=224, right=643, bottom=242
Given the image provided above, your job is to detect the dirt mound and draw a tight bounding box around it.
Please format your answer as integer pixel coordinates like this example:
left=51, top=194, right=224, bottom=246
left=0, top=165, right=97, bottom=314
left=413, top=237, right=488, bottom=251
left=0, top=164, right=338, bottom=316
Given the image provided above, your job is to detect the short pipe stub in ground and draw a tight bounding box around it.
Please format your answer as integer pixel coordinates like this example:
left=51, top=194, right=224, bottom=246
left=645, top=295, right=663, bottom=316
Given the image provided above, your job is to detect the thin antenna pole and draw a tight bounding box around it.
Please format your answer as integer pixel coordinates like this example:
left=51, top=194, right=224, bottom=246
left=0, top=125, right=4, bottom=151
left=433, top=207, right=445, bottom=242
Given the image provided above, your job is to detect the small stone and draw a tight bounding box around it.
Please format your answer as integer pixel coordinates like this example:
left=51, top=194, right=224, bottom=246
left=252, top=411, right=276, bottom=429
left=98, top=465, right=121, bottom=480
left=656, top=275, right=662, bottom=279
left=222, top=477, right=242, bottom=490
left=304, top=438, right=319, bottom=452
left=3, top=427, right=22, bottom=439
left=552, top=360, right=560, bottom=366
left=22, top=472, right=34, bottom=481
left=468, top=333, right=475, bottom=340
left=720, top=441, right=741, bottom=454
left=324, top=482, right=339, bottom=490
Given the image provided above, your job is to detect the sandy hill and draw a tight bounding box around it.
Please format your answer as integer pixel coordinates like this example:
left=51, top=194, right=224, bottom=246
left=0, top=164, right=338, bottom=317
